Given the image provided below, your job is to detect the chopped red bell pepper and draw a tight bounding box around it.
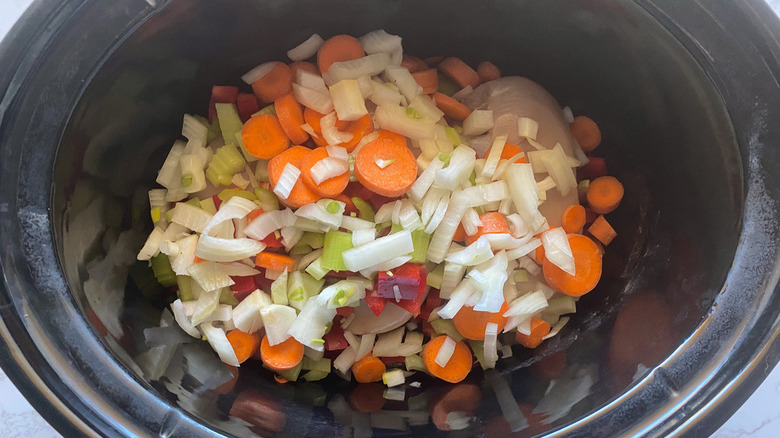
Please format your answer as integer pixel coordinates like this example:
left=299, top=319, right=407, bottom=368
left=230, top=275, right=256, bottom=300
left=324, top=317, right=349, bottom=351
left=364, top=288, right=387, bottom=317
left=261, top=232, right=284, bottom=248
left=237, top=92, right=260, bottom=122
left=393, top=265, right=429, bottom=315
left=208, top=85, right=240, bottom=122
left=380, top=356, right=406, bottom=365
left=578, top=156, right=607, bottom=181
left=212, top=194, right=223, bottom=210
left=336, top=306, right=355, bottom=317
left=376, top=264, right=425, bottom=300
left=253, top=271, right=273, bottom=292
left=419, top=288, right=442, bottom=322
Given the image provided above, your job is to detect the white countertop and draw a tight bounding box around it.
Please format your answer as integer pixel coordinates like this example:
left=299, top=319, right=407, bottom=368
left=1, top=1, right=779, bottom=437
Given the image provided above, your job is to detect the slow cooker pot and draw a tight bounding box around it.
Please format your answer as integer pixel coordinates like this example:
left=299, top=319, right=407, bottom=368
left=1, top=0, right=780, bottom=436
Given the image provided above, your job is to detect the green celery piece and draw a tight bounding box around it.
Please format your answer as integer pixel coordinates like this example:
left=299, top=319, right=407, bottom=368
left=255, top=186, right=279, bottom=211
left=410, top=230, right=431, bottom=263
left=177, top=276, right=194, bottom=301
left=255, top=159, right=270, bottom=182
left=302, top=370, right=329, bottom=382
left=430, top=319, right=464, bottom=342
left=206, top=143, right=246, bottom=187
left=185, top=197, right=202, bottom=209
left=150, top=254, right=177, bottom=287
left=321, top=230, right=353, bottom=271
left=468, top=340, right=490, bottom=370
left=302, top=356, right=332, bottom=373
left=405, top=354, right=427, bottom=373
left=445, top=126, right=461, bottom=147
left=390, top=222, right=404, bottom=234
left=351, top=197, right=375, bottom=222
left=289, top=243, right=313, bottom=255
left=300, top=232, right=325, bottom=249
left=305, top=257, right=329, bottom=280
left=287, top=271, right=324, bottom=312
left=437, top=72, right=460, bottom=96
left=272, top=361, right=303, bottom=382
left=215, top=103, right=243, bottom=149
left=218, top=188, right=257, bottom=203
left=219, top=288, right=239, bottom=306
left=199, top=197, right=217, bottom=215
left=426, top=263, right=444, bottom=289
left=129, top=261, right=163, bottom=297
left=254, top=104, right=277, bottom=117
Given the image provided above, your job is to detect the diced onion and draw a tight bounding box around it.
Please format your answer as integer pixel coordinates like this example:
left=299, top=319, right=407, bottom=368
left=196, top=235, right=266, bottom=262
left=383, top=369, right=406, bottom=387
left=434, top=336, right=456, bottom=367
left=137, top=227, right=164, bottom=261
left=243, top=208, right=297, bottom=240
left=462, top=110, right=494, bottom=136
left=342, top=217, right=375, bottom=232
left=408, top=95, right=444, bottom=122
left=435, top=145, right=477, bottom=191
left=370, top=80, right=403, bottom=106
left=157, top=141, right=186, bottom=189
left=327, top=53, right=389, bottom=83
left=446, top=235, right=493, bottom=266
left=385, top=66, right=422, bottom=101
left=505, top=163, right=546, bottom=232
left=241, top=61, right=278, bottom=85
left=200, top=322, right=240, bottom=366
left=293, top=83, right=334, bottom=114
left=504, top=290, right=549, bottom=318
left=295, top=199, right=345, bottom=229
left=296, top=69, right=328, bottom=92
left=517, top=117, right=539, bottom=140
left=171, top=299, right=200, bottom=338
left=329, top=79, right=369, bottom=122
left=180, top=153, right=207, bottom=194
left=375, top=105, right=436, bottom=140
left=427, top=192, right=469, bottom=263
left=320, top=111, right=354, bottom=145
left=169, top=234, right=199, bottom=275
left=375, top=157, right=396, bottom=169
left=438, top=279, right=478, bottom=319
left=326, top=145, right=349, bottom=160
left=190, top=289, right=220, bottom=326
left=171, top=202, right=214, bottom=233
left=541, top=227, right=575, bottom=276
left=484, top=322, right=499, bottom=368
left=481, top=135, right=506, bottom=179
left=260, top=304, right=297, bottom=345
left=287, top=33, right=324, bottom=61
left=333, top=346, right=358, bottom=374
left=360, top=29, right=402, bottom=56
left=202, top=195, right=257, bottom=235
left=461, top=208, right=483, bottom=236
left=273, top=163, right=301, bottom=200
left=342, top=229, right=414, bottom=272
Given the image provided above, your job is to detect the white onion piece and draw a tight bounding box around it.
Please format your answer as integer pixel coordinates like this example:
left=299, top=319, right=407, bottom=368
left=287, top=33, right=324, bottom=61
left=137, top=227, right=164, bottom=261
left=352, top=228, right=376, bottom=247
left=424, top=195, right=450, bottom=235
left=287, top=299, right=337, bottom=350
left=484, top=323, right=499, bottom=369
left=293, top=83, right=334, bottom=114
left=517, top=117, right=539, bottom=140
left=435, top=336, right=456, bottom=367
left=485, top=233, right=533, bottom=251
left=440, top=262, right=467, bottom=299
left=330, top=79, right=369, bottom=122
left=462, top=109, right=494, bottom=136
left=333, top=347, right=357, bottom=375
left=233, top=290, right=272, bottom=333
left=438, top=279, right=478, bottom=319
left=326, top=145, right=349, bottom=160
left=296, top=69, right=328, bottom=92
left=372, top=326, right=405, bottom=357
left=190, top=289, right=220, bottom=326
left=341, top=216, right=375, bottom=231
left=446, top=235, right=493, bottom=266
left=204, top=304, right=233, bottom=323
left=541, top=227, right=575, bottom=275
left=435, top=144, right=476, bottom=190
left=243, top=208, right=297, bottom=240
left=505, top=163, right=546, bottom=232
left=370, top=80, right=404, bottom=106
left=375, top=105, right=435, bottom=140
left=182, top=114, right=208, bottom=151
left=196, top=235, right=265, bottom=262
left=171, top=299, right=200, bottom=338
left=542, top=144, right=578, bottom=197
left=493, top=153, right=527, bottom=181
left=385, top=66, right=422, bottom=101
left=281, top=226, right=303, bottom=250
left=360, top=29, right=402, bottom=55
left=375, top=157, right=395, bottom=169
left=342, top=229, right=414, bottom=272
left=327, top=53, right=389, bottom=82
left=273, top=163, right=301, bottom=200
left=260, top=304, right=297, bottom=346
left=156, top=141, right=185, bottom=189
left=171, top=203, right=214, bottom=233
left=461, top=208, right=483, bottom=236
left=543, top=316, right=570, bottom=340
left=200, top=323, right=240, bottom=367
left=472, top=251, right=509, bottom=313
left=241, top=61, right=278, bottom=85
left=504, top=290, right=549, bottom=318
left=358, top=256, right=413, bottom=277
left=187, top=262, right=235, bottom=293
left=320, top=111, right=354, bottom=145
left=295, top=199, right=345, bottom=229
left=348, top=302, right=413, bottom=335
left=408, top=95, right=444, bottom=122
left=481, top=135, right=506, bottom=179
left=311, top=157, right=349, bottom=185
left=202, top=193, right=258, bottom=236
left=398, top=202, right=422, bottom=230
left=180, top=154, right=207, bottom=194
left=373, top=201, right=397, bottom=224
left=169, top=234, right=198, bottom=276
left=427, top=191, right=469, bottom=263
left=300, top=123, right=318, bottom=138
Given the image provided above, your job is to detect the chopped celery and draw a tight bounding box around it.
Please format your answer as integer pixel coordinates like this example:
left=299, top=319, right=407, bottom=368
left=255, top=104, right=277, bottom=117
left=409, top=230, right=431, bottom=263
left=150, top=254, right=177, bottom=287
left=290, top=243, right=312, bottom=255
left=305, top=257, right=329, bottom=280
left=255, top=159, right=270, bottom=182
left=437, top=72, right=460, bottom=96
left=185, top=197, right=202, bottom=208
left=273, top=361, right=303, bottom=382
left=302, top=370, right=329, bottom=382
left=255, top=186, right=279, bottom=211
left=215, top=103, right=243, bottom=149
left=302, top=356, right=331, bottom=373
left=219, top=288, right=239, bottom=306
left=129, top=261, right=163, bottom=297
left=206, top=143, right=246, bottom=187
left=300, top=232, right=325, bottom=249
left=288, top=271, right=324, bottom=311
left=445, top=127, right=461, bottom=147
left=426, top=263, right=444, bottom=289
left=321, top=230, right=353, bottom=271
left=351, top=197, right=375, bottom=222
left=177, top=275, right=194, bottom=301
left=218, top=188, right=257, bottom=203
left=468, top=340, right=490, bottom=370
left=390, top=222, right=404, bottom=234
left=199, top=196, right=217, bottom=215
left=430, top=319, right=464, bottom=342
left=405, top=354, right=427, bottom=373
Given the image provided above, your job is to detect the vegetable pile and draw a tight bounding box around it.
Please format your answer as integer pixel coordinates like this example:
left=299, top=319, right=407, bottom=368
left=137, top=30, right=624, bottom=387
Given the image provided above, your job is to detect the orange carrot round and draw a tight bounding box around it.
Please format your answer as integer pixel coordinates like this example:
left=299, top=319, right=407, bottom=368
left=412, top=69, right=439, bottom=95
left=335, top=114, right=373, bottom=152
left=535, top=244, right=547, bottom=265
left=260, top=335, right=304, bottom=371
left=241, top=114, right=290, bottom=159
left=569, top=116, right=602, bottom=152
left=351, top=356, right=386, bottom=383
left=401, top=54, right=428, bottom=73
left=303, top=107, right=329, bottom=147
left=289, top=61, right=319, bottom=79
left=561, top=204, right=587, bottom=234
left=432, top=92, right=472, bottom=121
left=268, top=146, right=321, bottom=207
left=485, top=141, right=528, bottom=162
left=422, top=336, right=472, bottom=383
left=300, top=147, right=349, bottom=197
left=317, top=34, right=364, bottom=74
left=354, top=137, right=417, bottom=197
left=465, top=212, right=511, bottom=245
left=515, top=317, right=551, bottom=349
left=274, top=93, right=309, bottom=145
left=251, top=62, right=293, bottom=103
left=586, top=176, right=624, bottom=214
left=256, top=252, right=296, bottom=272
left=452, top=301, right=509, bottom=341
left=588, top=215, right=617, bottom=246
left=437, top=57, right=480, bottom=89
left=226, top=329, right=262, bottom=364
left=477, top=61, right=501, bottom=83
left=453, top=223, right=466, bottom=242
left=543, top=234, right=602, bottom=297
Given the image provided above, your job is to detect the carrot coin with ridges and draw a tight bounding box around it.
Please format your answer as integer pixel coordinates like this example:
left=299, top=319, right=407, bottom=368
left=274, top=93, right=309, bottom=145
left=354, top=137, right=417, bottom=197
left=317, top=34, right=364, bottom=74
left=241, top=114, right=290, bottom=159
left=300, top=147, right=349, bottom=197
left=268, top=145, right=321, bottom=207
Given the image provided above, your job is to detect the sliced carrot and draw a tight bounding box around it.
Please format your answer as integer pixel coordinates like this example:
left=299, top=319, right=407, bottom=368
left=300, top=147, right=349, bottom=197
left=226, top=329, right=262, bottom=364
left=535, top=244, right=547, bottom=265
left=260, top=335, right=304, bottom=371
left=586, top=176, right=624, bottom=214
left=486, top=141, right=528, bottom=162
left=515, top=317, right=550, bottom=349
left=588, top=215, right=617, bottom=246
left=437, top=57, right=480, bottom=89
left=412, top=68, right=439, bottom=94
left=256, top=252, right=296, bottom=272
left=465, top=212, right=511, bottom=245
left=432, top=384, right=481, bottom=431
left=351, top=356, right=386, bottom=383
left=251, top=62, right=293, bottom=103
left=274, top=93, right=309, bottom=145
left=354, top=137, right=417, bottom=197
left=303, top=107, right=329, bottom=147
left=477, top=61, right=501, bottom=83
left=569, top=116, right=602, bottom=152
left=268, top=145, right=321, bottom=208
left=335, top=114, right=373, bottom=152
left=289, top=61, right=319, bottom=79
left=452, top=301, right=509, bottom=341
left=247, top=208, right=263, bottom=221
left=401, top=54, right=428, bottom=73
left=424, top=55, right=444, bottom=67
left=432, top=92, right=472, bottom=121
left=453, top=223, right=466, bottom=242
left=422, top=336, right=472, bottom=383
left=543, top=234, right=602, bottom=297
left=561, top=204, right=587, bottom=234
left=241, top=114, right=290, bottom=159
left=317, top=34, right=364, bottom=74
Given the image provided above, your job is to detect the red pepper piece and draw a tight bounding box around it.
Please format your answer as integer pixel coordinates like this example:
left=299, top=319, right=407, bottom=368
left=364, top=288, right=388, bottom=316
left=577, top=156, right=607, bottom=181
left=231, top=275, right=256, bottom=297
left=253, top=272, right=273, bottom=292
left=419, top=288, right=442, bottom=322
left=236, top=92, right=260, bottom=122
left=393, top=265, right=429, bottom=315
left=336, top=306, right=355, bottom=317
left=376, top=264, right=424, bottom=300
left=380, top=356, right=406, bottom=365
left=324, top=317, right=349, bottom=351
left=261, top=232, right=284, bottom=248
left=212, top=194, right=223, bottom=210
left=208, top=85, right=240, bottom=122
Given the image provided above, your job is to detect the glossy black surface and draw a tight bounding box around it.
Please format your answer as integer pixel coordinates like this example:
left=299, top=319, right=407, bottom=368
left=0, top=0, right=779, bottom=437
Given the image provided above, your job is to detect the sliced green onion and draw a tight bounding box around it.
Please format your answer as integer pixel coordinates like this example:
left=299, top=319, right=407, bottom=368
left=288, top=271, right=325, bottom=312
left=181, top=174, right=193, bottom=188
left=351, top=197, right=375, bottom=222
left=311, top=338, right=325, bottom=345
left=321, top=230, right=354, bottom=271
left=438, top=152, right=451, bottom=165
left=382, top=369, right=406, bottom=387
left=150, top=254, right=177, bottom=287
left=326, top=201, right=341, bottom=214
left=409, top=230, right=431, bottom=264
